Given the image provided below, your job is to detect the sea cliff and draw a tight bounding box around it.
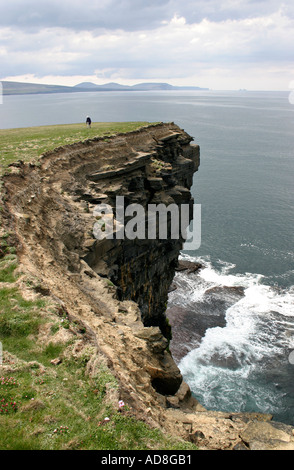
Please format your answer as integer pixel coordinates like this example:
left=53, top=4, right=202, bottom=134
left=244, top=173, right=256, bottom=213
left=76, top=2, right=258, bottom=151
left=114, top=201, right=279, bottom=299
left=2, top=122, right=294, bottom=450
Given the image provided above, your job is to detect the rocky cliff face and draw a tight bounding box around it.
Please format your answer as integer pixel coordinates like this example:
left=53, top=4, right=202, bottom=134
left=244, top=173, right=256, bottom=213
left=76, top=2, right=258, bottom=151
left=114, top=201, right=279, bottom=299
left=3, top=122, right=293, bottom=450
left=2, top=122, right=199, bottom=397
left=81, top=123, right=199, bottom=338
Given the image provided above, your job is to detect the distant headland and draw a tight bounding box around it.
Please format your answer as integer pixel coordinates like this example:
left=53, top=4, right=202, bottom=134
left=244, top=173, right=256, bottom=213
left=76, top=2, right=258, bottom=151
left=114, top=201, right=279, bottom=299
left=1, top=80, right=209, bottom=96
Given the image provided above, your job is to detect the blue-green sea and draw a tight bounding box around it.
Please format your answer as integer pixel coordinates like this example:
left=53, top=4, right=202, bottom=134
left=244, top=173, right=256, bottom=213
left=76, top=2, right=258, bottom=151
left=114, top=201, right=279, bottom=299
left=1, top=89, right=293, bottom=423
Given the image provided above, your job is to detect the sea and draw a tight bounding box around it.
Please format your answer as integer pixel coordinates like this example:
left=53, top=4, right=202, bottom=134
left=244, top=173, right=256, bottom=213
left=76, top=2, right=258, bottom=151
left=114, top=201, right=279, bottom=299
left=0, top=89, right=293, bottom=424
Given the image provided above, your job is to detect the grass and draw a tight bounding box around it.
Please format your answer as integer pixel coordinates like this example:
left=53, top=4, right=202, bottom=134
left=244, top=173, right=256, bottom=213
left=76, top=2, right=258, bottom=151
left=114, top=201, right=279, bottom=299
left=0, top=121, right=150, bottom=176
left=0, top=258, right=18, bottom=283
left=0, top=122, right=197, bottom=451
left=0, top=282, right=196, bottom=450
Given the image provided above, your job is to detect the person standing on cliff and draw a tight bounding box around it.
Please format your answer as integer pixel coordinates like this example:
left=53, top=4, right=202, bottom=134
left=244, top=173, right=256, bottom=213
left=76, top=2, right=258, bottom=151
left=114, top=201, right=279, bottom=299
left=86, top=116, right=92, bottom=128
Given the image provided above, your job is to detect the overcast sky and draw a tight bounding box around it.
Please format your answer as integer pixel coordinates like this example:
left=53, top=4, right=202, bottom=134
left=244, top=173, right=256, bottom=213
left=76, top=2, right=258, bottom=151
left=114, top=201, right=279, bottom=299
left=1, top=0, right=293, bottom=90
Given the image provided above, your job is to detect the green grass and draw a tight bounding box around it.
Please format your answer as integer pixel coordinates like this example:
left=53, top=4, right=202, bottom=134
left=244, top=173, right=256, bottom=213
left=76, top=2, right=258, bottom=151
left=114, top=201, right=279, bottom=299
left=0, top=121, right=150, bottom=175
left=0, top=258, right=18, bottom=283
left=0, top=286, right=196, bottom=450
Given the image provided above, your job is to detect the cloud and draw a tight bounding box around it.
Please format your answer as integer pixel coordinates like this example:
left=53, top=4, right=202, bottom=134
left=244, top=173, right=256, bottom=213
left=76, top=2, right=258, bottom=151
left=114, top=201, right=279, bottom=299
left=172, top=0, right=294, bottom=23
left=0, top=0, right=293, bottom=89
left=0, top=0, right=171, bottom=32
left=1, top=0, right=294, bottom=31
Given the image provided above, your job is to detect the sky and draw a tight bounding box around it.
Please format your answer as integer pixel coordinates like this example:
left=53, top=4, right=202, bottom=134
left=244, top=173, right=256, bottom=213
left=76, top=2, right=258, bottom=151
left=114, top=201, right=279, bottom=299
left=0, top=0, right=294, bottom=90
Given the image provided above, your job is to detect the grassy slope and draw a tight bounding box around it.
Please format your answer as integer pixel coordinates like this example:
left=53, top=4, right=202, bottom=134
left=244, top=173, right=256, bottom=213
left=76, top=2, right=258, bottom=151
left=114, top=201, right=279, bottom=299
left=0, top=122, right=150, bottom=176
left=0, top=122, right=196, bottom=451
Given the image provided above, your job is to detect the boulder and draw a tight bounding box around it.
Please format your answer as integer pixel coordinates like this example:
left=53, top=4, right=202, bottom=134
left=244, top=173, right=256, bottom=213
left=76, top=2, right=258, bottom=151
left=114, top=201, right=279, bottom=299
left=240, top=421, right=294, bottom=450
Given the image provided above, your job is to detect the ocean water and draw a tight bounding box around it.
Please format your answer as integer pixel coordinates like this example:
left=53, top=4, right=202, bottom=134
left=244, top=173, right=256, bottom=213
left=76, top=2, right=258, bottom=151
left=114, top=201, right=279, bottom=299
left=1, top=89, right=294, bottom=423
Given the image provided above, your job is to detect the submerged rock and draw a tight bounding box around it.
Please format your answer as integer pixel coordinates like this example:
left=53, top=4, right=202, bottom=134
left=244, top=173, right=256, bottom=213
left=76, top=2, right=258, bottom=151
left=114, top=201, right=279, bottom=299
left=167, top=283, right=245, bottom=362
left=175, top=260, right=203, bottom=273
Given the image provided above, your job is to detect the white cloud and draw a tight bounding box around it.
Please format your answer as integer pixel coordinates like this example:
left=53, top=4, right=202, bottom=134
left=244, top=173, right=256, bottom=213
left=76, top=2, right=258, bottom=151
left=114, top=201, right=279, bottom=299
left=0, top=4, right=294, bottom=89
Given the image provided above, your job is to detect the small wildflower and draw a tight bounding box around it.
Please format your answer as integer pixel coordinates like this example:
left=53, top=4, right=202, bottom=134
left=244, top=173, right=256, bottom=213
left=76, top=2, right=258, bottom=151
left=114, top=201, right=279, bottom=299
left=98, top=417, right=110, bottom=427
left=118, top=400, right=125, bottom=411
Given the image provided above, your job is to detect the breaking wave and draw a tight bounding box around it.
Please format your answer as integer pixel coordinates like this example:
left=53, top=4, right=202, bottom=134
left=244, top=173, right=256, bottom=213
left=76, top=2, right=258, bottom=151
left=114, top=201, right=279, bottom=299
left=169, top=254, right=294, bottom=424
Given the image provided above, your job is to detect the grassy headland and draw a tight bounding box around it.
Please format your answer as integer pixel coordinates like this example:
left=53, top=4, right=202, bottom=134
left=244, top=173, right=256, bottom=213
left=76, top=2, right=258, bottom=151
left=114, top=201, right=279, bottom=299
left=0, top=122, right=196, bottom=450
left=0, top=121, right=150, bottom=176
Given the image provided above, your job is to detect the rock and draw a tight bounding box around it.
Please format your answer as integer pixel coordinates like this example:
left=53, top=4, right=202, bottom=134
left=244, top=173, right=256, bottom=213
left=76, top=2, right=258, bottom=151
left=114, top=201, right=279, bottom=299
left=83, top=238, right=96, bottom=250
left=240, top=421, right=294, bottom=450
left=175, top=381, right=206, bottom=411
left=168, top=283, right=245, bottom=362
left=148, top=351, right=183, bottom=395
left=8, top=160, right=24, bottom=168
left=175, top=260, right=203, bottom=273
left=166, top=396, right=180, bottom=409
left=50, top=358, right=62, bottom=366
left=250, top=440, right=294, bottom=451
left=147, top=177, right=164, bottom=191
left=134, top=327, right=169, bottom=354
left=168, top=283, right=177, bottom=293
left=233, top=441, right=250, bottom=450
left=205, top=285, right=245, bottom=297
left=230, top=412, right=273, bottom=423
left=175, top=381, right=191, bottom=402
left=190, top=430, right=206, bottom=444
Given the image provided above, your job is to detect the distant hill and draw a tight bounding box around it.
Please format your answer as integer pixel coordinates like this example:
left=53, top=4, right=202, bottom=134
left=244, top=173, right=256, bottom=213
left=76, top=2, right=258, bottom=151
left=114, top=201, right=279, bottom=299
left=74, top=82, right=100, bottom=89
left=132, top=82, right=175, bottom=90
left=1, top=80, right=209, bottom=95
left=1, top=81, right=75, bottom=95
left=74, top=82, right=133, bottom=91
left=74, top=81, right=208, bottom=91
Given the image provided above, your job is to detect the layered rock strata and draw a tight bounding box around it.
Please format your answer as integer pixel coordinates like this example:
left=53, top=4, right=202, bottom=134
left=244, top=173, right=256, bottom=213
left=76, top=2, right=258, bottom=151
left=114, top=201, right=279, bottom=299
left=82, top=123, right=199, bottom=338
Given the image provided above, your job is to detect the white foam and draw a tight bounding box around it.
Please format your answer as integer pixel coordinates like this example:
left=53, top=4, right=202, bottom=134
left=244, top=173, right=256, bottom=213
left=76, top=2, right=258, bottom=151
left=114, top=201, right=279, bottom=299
left=176, top=255, right=294, bottom=414
left=179, top=253, right=294, bottom=315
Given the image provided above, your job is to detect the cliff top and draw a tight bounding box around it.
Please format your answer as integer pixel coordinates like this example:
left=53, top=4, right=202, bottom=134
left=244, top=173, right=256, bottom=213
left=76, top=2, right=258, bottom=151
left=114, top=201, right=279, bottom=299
left=0, top=121, right=151, bottom=176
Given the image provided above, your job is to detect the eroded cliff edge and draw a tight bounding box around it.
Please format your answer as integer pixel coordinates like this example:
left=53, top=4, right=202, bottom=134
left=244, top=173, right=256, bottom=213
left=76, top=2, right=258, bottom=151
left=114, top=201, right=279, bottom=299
left=2, top=122, right=294, bottom=450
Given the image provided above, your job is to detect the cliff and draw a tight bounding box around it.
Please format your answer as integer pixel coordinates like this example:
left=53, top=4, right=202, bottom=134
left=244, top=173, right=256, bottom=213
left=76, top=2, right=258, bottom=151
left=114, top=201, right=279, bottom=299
left=2, top=122, right=294, bottom=450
